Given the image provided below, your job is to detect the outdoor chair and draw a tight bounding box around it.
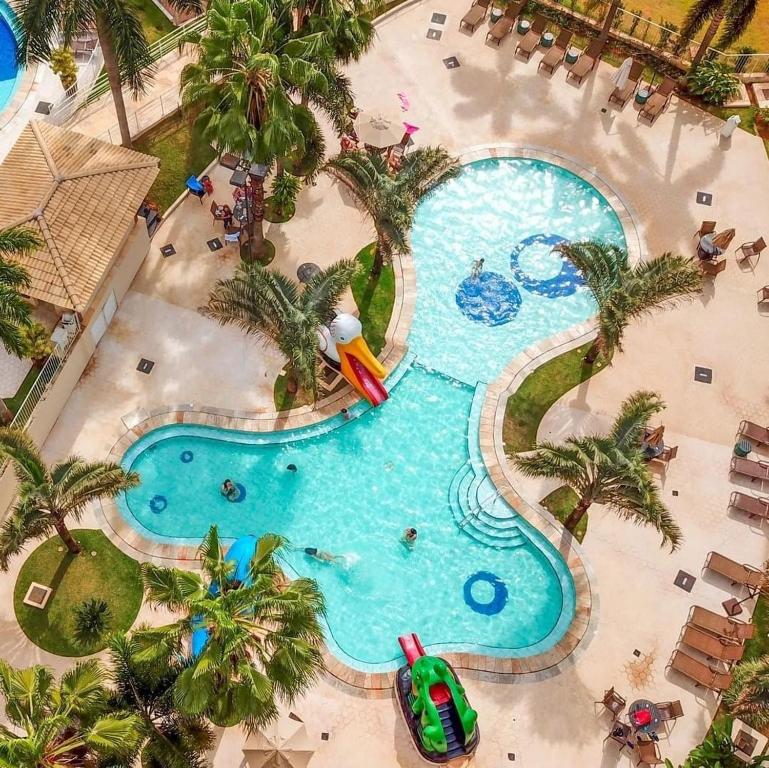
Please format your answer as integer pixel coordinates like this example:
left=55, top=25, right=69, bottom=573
left=704, top=551, right=763, bottom=589
left=567, top=38, right=603, bottom=84
left=700, top=257, right=726, bottom=277
left=694, top=220, right=717, bottom=239
left=758, top=286, right=769, bottom=304
left=538, top=29, right=573, bottom=74
left=729, top=491, right=769, bottom=521
left=667, top=648, right=732, bottom=692
left=595, top=687, right=625, bottom=719
left=681, top=623, right=744, bottom=664
left=636, top=739, right=664, bottom=766
left=514, top=14, right=547, bottom=60
left=486, top=1, right=524, bottom=45
left=736, top=237, right=766, bottom=264
left=608, top=60, right=644, bottom=107
left=740, top=420, right=769, bottom=446
left=604, top=721, right=633, bottom=751
left=731, top=456, right=769, bottom=484
left=639, top=76, right=676, bottom=124
left=688, top=606, right=754, bottom=641
left=649, top=445, right=677, bottom=465
left=654, top=700, right=683, bottom=731
left=460, top=0, right=491, bottom=33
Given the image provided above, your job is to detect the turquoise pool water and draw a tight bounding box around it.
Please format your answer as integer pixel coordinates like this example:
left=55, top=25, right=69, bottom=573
left=0, top=1, right=21, bottom=114
left=119, top=158, right=625, bottom=670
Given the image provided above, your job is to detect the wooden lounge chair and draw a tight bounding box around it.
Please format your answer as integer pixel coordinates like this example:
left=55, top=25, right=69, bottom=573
left=639, top=76, right=676, bottom=124
left=730, top=491, right=769, bottom=520
left=567, top=39, right=603, bottom=84
left=759, top=286, right=769, bottom=304
left=595, top=686, right=625, bottom=718
left=731, top=456, right=769, bottom=483
left=514, top=14, right=546, bottom=60
left=740, top=420, right=769, bottom=445
left=486, top=1, right=523, bottom=45
left=460, top=0, right=491, bottom=33
left=668, top=648, right=732, bottom=691
left=681, top=624, right=744, bottom=664
left=705, top=551, right=763, bottom=589
left=736, top=237, right=766, bottom=264
left=608, top=60, right=644, bottom=107
left=539, top=29, right=572, bottom=74
left=688, top=605, right=755, bottom=641
left=655, top=700, right=683, bottom=731
left=700, top=257, right=726, bottom=277
left=636, top=739, right=664, bottom=766
left=694, top=220, right=717, bottom=239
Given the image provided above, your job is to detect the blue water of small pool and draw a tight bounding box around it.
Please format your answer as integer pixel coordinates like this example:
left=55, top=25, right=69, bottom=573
left=119, top=158, right=626, bottom=670
left=0, top=1, right=21, bottom=114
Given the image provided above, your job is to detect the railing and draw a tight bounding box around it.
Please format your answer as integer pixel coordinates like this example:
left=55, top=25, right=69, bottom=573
left=95, top=84, right=182, bottom=144
left=9, top=316, right=81, bottom=430
left=45, top=43, right=104, bottom=126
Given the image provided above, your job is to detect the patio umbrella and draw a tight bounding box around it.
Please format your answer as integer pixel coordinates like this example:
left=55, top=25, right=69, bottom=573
left=354, top=111, right=403, bottom=148
left=243, top=712, right=317, bottom=768
left=712, top=228, right=736, bottom=252
left=645, top=425, right=664, bottom=447
left=612, top=57, right=634, bottom=90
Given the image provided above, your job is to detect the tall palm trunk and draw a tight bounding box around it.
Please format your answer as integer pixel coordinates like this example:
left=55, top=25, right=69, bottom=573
left=689, top=9, right=725, bottom=69
left=563, top=495, right=592, bottom=533
left=52, top=514, right=81, bottom=555
left=599, top=0, right=622, bottom=43
left=95, top=12, right=133, bottom=148
left=244, top=174, right=266, bottom=262
left=372, top=233, right=390, bottom=277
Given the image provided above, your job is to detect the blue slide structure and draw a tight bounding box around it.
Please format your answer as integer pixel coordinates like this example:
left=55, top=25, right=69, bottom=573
left=191, top=534, right=258, bottom=658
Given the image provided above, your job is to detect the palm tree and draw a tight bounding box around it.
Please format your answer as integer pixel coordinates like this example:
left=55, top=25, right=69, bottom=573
left=724, top=655, right=769, bottom=729
left=15, top=0, right=201, bottom=148
left=557, top=241, right=703, bottom=364
left=133, top=526, right=325, bottom=732
left=181, top=0, right=337, bottom=258
left=514, top=390, right=682, bottom=550
left=325, top=147, right=460, bottom=276
left=0, top=428, right=140, bottom=566
left=202, top=259, right=358, bottom=397
left=108, top=633, right=214, bottom=768
left=0, top=658, right=141, bottom=768
left=677, top=0, right=760, bottom=69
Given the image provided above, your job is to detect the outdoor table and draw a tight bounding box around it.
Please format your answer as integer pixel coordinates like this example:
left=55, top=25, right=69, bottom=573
left=229, top=169, right=248, bottom=188
left=642, top=442, right=665, bottom=460
left=297, top=263, right=321, bottom=283
left=628, top=700, right=661, bottom=734
left=541, top=31, right=555, bottom=48
left=516, top=18, right=530, bottom=35
left=565, top=47, right=580, bottom=65
left=490, top=7, right=502, bottom=23
left=635, top=88, right=650, bottom=105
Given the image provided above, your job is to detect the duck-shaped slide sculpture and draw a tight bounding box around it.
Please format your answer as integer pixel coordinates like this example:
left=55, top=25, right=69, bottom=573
left=318, top=314, right=388, bottom=406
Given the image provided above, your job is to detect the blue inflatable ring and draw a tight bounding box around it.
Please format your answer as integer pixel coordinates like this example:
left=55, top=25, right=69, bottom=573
left=149, top=494, right=167, bottom=514
left=463, top=570, right=508, bottom=616
left=509, top=233, right=582, bottom=298
left=180, top=450, right=194, bottom=463
left=229, top=483, right=247, bottom=503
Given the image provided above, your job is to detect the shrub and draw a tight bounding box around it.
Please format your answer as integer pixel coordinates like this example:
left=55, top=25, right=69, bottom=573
left=73, top=598, right=112, bottom=646
left=19, top=322, right=53, bottom=368
left=50, top=48, right=77, bottom=91
left=755, top=107, right=769, bottom=129
left=687, top=60, right=740, bottom=106
left=271, top=172, right=302, bottom=216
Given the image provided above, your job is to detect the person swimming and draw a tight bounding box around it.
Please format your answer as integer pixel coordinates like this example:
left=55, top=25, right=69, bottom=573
left=470, top=258, right=485, bottom=280
left=220, top=479, right=240, bottom=501
left=401, top=527, right=418, bottom=547
left=287, top=464, right=298, bottom=472
left=304, top=547, right=343, bottom=563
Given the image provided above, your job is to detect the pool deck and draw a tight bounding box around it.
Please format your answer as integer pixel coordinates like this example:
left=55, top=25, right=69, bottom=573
left=3, top=0, right=769, bottom=764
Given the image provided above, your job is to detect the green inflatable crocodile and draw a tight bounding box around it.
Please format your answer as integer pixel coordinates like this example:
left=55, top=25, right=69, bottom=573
left=410, top=655, right=478, bottom=754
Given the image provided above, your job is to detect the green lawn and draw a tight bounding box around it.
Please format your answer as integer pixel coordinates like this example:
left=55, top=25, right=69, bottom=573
left=351, top=243, right=396, bottom=358
left=127, top=0, right=174, bottom=44
left=14, top=530, right=143, bottom=657
left=135, top=112, right=216, bottom=213
left=503, top=343, right=609, bottom=455
left=2, top=364, right=39, bottom=416
left=540, top=485, right=586, bottom=542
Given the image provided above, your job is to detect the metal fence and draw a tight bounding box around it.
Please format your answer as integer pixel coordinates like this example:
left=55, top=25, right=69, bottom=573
left=96, top=84, right=182, bottom=144
left=45, top=43, right=105, bottom=126
left=9, top=316, right=81, bottom=430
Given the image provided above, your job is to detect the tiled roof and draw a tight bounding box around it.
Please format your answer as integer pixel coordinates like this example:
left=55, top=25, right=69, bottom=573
left=0, top=122, right=159, bottom=311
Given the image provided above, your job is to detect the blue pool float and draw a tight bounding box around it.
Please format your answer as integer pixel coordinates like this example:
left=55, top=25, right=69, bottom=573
left=463, top=571, right=508, bottom=616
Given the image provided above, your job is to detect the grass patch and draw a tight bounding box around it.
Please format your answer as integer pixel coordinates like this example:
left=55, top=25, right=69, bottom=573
left=743, top=594, right=769, bottom=662
left=2, top=364, right=39, bottom=416
left=273, top=375, right=314, bottom=412
left=241, top=238, right=276, bottom=265
left=503, top=342, right=610, bottom=454
left=264, top=197, right=295, bottom=223
left=540, top=485, right=587, bottom=543
left=14, top=530, right=143, bottom=657
left=351, top=243, right=396, bottom=358
left=135, top=112, right=216, bottom=214
left=127, top=0, right=174, bottom=43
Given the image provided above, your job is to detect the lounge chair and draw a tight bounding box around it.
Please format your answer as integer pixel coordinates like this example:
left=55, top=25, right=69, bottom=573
left=705, top=551, right=763, bottom=589
left=460, top=0, right=491, bottom=33
left=567, top=38, right=603, bottom=84
left=654, top=700, right=683, bottom=731
left=700, top=257, right=726, bottom=277
left=759, top=286, right=769, bottom=304
left=730, top=491, right=769, bottom=520
left=538, top=29, right=572, bottom=74
left=636, top=739, right=664, bottom=766
left=739, top=420, right=769, bottom=445
left=608, top=60, right=644, bottom=107
left=681, top=624, right=744, bottom=664
left=514, top=14, right=547, bottom=60
left=694, top=221, right=717, bottom=239
left=736, top=237, right=766, bottom=264
left=688, top=605, right=755, bottom=641
left=486, top=1, right=524, bottom=45
left=667, top=648, right=732, bottom=691
left=595, top=686, right=625, bottom=718
left=731, top=456, right=769, bottom=483
left=639, top=76, right=676, bottom=124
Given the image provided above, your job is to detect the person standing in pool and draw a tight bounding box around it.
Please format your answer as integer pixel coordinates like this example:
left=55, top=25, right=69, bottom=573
left=220, top=479, right=240, bottom=501
left=470, top=258, right=485, bottom=280
left=401, top=527, right=418, bottom=548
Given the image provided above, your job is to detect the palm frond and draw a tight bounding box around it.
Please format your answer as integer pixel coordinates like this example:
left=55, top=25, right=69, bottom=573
left=102, top=0, right=155, bottom=96
left=678, top=0, right=724, bottom=41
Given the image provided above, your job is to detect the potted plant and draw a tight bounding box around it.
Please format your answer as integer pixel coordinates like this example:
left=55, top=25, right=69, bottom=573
left=19, top=322, right=54, bottom=368
left=265, top=172, right=302, bottom=223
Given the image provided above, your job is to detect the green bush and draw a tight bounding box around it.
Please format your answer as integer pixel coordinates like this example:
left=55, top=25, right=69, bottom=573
left=19, top=322, right=53, bottom=368
left=73, top=597, right=112, bottom=647
left=755, top=107, right=769, bottom=129
left=271, top=172, right=301, bottom=216
left=50, top=48, right=77, bottom=91
left=687, top=60, right=740, bottom=106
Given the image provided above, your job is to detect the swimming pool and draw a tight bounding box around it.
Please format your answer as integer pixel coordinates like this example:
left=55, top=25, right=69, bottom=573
left=0, top=1, right=21, bottom=114
left=118, top=157, right=626, bottom=670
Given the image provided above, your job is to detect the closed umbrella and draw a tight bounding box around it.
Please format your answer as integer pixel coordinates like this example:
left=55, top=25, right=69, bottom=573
left=645, top=426, right=664, bottom=447
left=354, top=111, right=403, bottom=148
left=243, top=712, right=317, bottom=768
left=612, top=57, right=633, bottom=90
left=712, top=228, right=735, bottom=252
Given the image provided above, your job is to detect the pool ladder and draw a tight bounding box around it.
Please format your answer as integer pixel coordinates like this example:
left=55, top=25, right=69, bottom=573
left=458, top=488, right=504, bottom=528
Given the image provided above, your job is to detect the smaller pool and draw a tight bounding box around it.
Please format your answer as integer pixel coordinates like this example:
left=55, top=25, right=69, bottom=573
left=0, top=1, right=22, bottom=114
